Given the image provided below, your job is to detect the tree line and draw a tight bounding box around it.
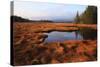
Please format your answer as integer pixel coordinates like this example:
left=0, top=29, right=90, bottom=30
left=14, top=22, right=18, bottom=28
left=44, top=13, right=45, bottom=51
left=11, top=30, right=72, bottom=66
left=75, top=6, right=97, bottom=24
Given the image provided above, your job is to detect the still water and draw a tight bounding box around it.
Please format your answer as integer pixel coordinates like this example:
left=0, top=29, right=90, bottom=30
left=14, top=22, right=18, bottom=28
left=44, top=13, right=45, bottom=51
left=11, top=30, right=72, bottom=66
left=44, top=31, right=83, bottom=42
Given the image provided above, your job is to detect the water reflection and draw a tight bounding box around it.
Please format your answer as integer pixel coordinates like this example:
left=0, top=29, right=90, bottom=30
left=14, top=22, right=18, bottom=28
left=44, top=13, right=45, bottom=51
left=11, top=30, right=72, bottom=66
left=44, top=31, right=83, bottom=42
left=44, top=27, right=97, bottom=42
left=79, top=27, right=97, bottom=40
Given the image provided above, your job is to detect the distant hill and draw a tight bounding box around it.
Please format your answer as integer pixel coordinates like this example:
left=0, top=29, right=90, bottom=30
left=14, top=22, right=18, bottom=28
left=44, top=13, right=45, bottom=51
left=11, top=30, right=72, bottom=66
left=11, top=15, right=53, bottom=22
left=11, top=15, right=32, bottom=22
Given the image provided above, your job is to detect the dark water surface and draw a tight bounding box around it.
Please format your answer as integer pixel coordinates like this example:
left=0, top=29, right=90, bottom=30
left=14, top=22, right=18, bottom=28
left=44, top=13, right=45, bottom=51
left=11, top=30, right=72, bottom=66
left=44, top=31, right=83, bottom=42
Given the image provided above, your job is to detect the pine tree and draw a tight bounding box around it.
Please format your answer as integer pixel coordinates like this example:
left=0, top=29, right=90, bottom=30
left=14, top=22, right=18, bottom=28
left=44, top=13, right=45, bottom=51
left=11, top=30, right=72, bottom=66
left=75, top=11, right=80, bottom=24
left=80, top=6, right=97, bottom=24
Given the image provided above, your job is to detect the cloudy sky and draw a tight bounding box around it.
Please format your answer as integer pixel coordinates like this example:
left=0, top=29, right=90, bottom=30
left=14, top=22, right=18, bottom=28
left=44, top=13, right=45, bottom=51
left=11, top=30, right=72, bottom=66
left=14, top=1, right=87, bottom=22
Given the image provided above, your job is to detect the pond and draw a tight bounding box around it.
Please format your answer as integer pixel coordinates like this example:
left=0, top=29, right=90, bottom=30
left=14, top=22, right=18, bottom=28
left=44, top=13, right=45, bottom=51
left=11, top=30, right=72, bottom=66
left=44, top=31, right=83, bottom=42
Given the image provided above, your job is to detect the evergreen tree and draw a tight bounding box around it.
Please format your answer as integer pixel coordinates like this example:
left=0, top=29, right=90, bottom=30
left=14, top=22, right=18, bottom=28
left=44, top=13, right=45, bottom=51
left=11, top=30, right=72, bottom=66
left=75, top=11, right=80, bottom=24
left=80, top=6, right=97, bottom=24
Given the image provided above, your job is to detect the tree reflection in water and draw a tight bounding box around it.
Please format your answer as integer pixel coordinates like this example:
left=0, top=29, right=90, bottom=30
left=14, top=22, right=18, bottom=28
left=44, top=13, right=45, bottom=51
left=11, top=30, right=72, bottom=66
left=79, top=27, right=97, bottom=40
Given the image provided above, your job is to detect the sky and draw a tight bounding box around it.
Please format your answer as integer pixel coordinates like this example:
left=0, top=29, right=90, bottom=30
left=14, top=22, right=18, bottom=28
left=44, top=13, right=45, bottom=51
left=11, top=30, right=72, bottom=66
left=14, top=1, right=88, bottom=22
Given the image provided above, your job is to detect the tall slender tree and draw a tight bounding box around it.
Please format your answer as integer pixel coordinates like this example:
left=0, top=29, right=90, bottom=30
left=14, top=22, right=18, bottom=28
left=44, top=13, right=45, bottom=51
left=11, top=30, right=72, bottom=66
left=75, top=11, right=80, bottom=24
